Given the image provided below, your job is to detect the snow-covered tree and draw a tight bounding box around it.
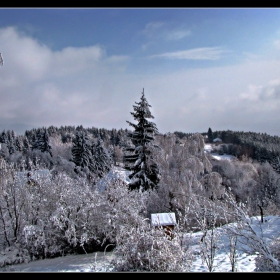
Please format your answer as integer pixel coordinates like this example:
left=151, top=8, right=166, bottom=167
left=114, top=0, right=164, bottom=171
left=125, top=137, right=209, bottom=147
left=123, top=88, right=160, bottom=192
left=71, top=130, right=92, bottom=170
left=90, top=137, right=113, bottom=178
left=32, top=128, right=52, bottom=157
left=0, top=130, right=8, bottom=145
left=0, top=130, right=16, bottom=155
left=224, top=190, right=280, bottom=271
left=7, top=130, right=16, bottom=155
left=15, top=135, right=24, bottom=152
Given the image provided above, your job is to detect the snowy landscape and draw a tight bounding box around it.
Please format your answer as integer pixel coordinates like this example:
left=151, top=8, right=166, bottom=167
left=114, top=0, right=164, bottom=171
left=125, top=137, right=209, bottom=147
left=1, top=215, right=279, bottom=272
left=1, top=143, right=279, bottom=273
left=1, top=8, right=280, bottom=273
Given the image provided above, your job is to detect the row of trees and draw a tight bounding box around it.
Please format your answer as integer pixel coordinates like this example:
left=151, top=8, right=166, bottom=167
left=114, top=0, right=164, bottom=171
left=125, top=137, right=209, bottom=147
left=71, top=131, right=112, bottom=181
left=0, top=88, right=161, bottom=192
left=207, top=129, right=280, bottom=174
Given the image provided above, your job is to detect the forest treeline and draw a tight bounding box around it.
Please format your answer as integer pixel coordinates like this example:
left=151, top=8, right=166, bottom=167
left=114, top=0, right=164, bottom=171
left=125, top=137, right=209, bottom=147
left=1, top=125, right=280, bottom=207
left=2, top=126, right=280, bottom=174
left=0, top=125, right=131, bottom=184
left=176, top=129, right=280, bottom=173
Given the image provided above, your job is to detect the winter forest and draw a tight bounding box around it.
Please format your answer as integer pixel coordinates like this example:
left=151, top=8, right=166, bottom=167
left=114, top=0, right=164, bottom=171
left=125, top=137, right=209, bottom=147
left=1, top=89, right=280, bottom=272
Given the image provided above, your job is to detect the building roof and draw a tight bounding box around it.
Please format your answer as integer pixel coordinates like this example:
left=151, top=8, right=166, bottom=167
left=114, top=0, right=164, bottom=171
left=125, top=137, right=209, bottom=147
left=95, top=166, right=131, bottom=192
left=151, top=212, right=176, bottom=227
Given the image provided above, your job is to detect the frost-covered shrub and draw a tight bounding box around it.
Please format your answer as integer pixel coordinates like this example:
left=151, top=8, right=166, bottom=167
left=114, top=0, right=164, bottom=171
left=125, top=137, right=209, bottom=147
left=255, top=238, right=280, bottom=272
left=23, top=225, right=47, bottom=259
left=0, top=245, right=31, bottom=268
left=110, top=223, right=193, bottom=272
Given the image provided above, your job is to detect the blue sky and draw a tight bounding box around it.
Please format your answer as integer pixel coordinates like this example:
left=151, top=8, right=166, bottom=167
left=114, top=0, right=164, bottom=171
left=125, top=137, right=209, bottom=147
left=1, top=8, right=280, bottom=136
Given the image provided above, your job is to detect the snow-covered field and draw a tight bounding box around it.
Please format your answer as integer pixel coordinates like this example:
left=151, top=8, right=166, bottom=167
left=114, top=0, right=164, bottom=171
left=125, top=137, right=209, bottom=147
left=1, top=215, right=280, bottom=272
left=187, top=215, right=280, bottom=272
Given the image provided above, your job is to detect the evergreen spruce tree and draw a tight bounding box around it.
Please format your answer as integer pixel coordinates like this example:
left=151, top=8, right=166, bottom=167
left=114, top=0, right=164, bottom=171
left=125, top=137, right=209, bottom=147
left=32, top=128, right=53, bottom=157
left=90, top=137, right=112, bottom=178
left=7, top=130, right=16, bottom=154
left=22, top=136, right=30, bottom=154
left=71, top=130, right=92, bottom=169
left=124, top=88, right=160, bottom=192
left=39, top=128, right=52, bottom=157
left=207, top=127, right=213, bottom=143
left=15, top=135, right=24, bottom=152
left=0, top=130, right=8, bottom=145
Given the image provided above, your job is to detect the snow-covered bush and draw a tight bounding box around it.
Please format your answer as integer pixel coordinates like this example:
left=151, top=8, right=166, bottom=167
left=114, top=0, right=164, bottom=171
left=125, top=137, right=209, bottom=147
left=255, top=237, right=280, bottom=272
left=224, top=191, right=280, bottom=272
left=0, top=244, right=30, bottom=268
left=110, top=222, right=193, bottom=272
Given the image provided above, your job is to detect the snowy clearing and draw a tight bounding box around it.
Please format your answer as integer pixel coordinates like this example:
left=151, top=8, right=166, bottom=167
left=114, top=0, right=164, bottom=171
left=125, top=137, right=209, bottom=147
left=204, top=143, right=236, bottom=161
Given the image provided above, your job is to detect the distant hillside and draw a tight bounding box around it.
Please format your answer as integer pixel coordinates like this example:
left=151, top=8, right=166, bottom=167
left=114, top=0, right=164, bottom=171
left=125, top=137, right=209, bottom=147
left=212, top=130, right=280, bottom=173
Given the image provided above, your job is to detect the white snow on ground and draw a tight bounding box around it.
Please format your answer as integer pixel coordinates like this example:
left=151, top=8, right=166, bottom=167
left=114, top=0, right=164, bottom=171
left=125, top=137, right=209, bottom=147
left=204, top=143, right=236, bottom=161
left=204, top=144, right=213, bottom=153
left=186, top=215, right=280, bottom=272
left=1, top=215, right=280, bottom=272
left=210, top=154, right=236, bottom=161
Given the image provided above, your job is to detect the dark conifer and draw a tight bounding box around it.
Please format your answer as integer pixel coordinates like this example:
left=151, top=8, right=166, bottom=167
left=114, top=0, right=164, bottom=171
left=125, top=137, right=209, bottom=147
left=123, top=88, right=160, bottom=192
left=71, top=130, right=91, bottom=168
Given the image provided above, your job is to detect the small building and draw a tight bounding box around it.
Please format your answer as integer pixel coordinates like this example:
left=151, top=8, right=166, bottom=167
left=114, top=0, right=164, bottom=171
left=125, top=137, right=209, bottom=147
left=95, top=166, right=131, bottom=193
left=213, top=137, right=222, bottom=145
left=151, top=212, right=177, bottom=238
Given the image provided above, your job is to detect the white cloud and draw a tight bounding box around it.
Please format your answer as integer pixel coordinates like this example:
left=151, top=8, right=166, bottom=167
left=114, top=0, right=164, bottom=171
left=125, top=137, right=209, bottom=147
left=1, top=26, right=280, bottom=137
left=240, top=79, right=280, bottom=102
left=0, top=26, right=51, bottom=81
left=150, top=47, right=228, bottom=60
left=165, top=29, right=191, bottom=41
left=142, top=21, right=191, bottom=42
left=105, top=55, right=130, bottom=63
left=0, top=26, right=131, bottom=130
left=51, top=45, right=104, bottom=77
left=142, top=21, right=165, bottom=37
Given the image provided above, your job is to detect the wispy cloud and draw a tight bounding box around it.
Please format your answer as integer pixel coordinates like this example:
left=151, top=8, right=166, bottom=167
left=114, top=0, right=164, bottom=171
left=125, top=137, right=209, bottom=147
left=150, top=47, right=228, bottom=60
left=142, top=21, right=165, bottom=37
left=105, top=55, right=130, bottom=63
left=240, top=79, right=280, bottom=102
left=142, top=21, right=191, bottom=42
left=165, top=29, right=191, bottom=41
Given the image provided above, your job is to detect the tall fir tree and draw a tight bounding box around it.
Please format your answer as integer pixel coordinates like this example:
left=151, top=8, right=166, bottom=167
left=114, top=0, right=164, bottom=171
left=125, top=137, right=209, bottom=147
left=124, top=88, right=160, bottom=192
left=32, top=128, right=52, bottom=157
left=207, top=127, right=213, bottom=143
left=0, top=130, right=8, bottom=145
left=22, top=136, right=30, bottom=153
left=90, top=137, right=112, bottom=178
left=15, top=135, right=24, bottom=152
left=7, top=130, right=16, bottom=154
left=71, top=130, right=92, bottom=169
